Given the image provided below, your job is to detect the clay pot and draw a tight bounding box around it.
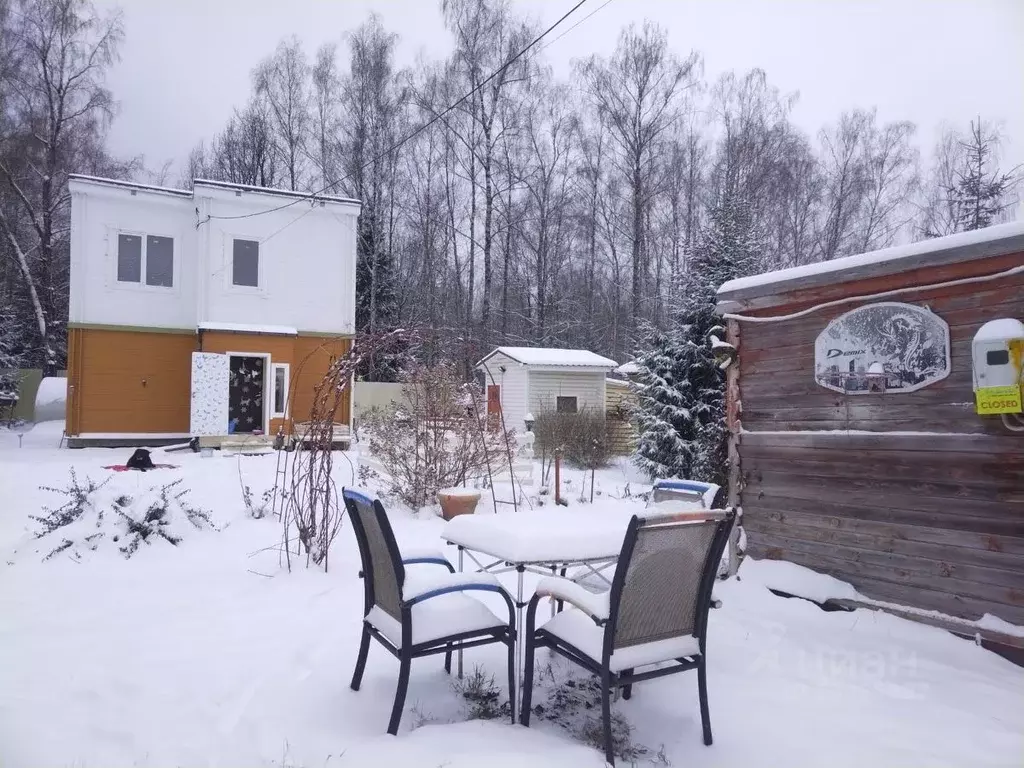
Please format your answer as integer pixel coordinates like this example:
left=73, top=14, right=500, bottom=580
left=437, top=487, right=482, bottom=520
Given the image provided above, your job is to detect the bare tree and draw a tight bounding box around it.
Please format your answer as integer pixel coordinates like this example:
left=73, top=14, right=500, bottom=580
left=0, top=0, right=123, bottom=372
left=857, top=117, right=919, bottom=252
left=580, top=22, right=701, bottom=332
left=817, top=109, right=871, bottom=260
left=254, top=36, right=310, bottom=191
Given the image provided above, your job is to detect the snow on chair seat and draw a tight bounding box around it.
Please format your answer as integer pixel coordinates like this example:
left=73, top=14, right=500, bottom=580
left=538, top=607, right=701, bottom=672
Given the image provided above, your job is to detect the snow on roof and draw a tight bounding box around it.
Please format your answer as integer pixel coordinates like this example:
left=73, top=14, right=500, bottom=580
left=718, top=220, right=1024, bottom=302
left=478, top=346, right=617, bottom=369
left=192, top=179, right=360, bottom=206
left=615, top=361, right=641, bottom=375
left=68, top=174, right=193, bottom=199
left=68, top=174, right=362, bottom=207
left=198, top=321, right=298, bottom=336
left=974, top=318, right=1024, bottom=342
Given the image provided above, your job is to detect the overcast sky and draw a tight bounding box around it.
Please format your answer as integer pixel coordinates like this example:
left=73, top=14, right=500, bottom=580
left=97, top=0, right=1024, bottom=179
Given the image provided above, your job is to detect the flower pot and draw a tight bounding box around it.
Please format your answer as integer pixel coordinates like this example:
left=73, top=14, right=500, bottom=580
left=437, top=487, right=482, bottom=520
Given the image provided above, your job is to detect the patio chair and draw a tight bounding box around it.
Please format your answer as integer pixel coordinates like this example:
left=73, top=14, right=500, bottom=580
left=342, top=488, right=517, bottom=735
left=520, top=510, right=736, bottom=766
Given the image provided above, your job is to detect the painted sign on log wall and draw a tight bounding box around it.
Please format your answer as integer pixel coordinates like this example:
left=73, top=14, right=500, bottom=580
left=814, top=302, right=951, bottom=394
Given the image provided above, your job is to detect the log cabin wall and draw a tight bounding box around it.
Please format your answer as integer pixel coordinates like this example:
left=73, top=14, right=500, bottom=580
left=717, top=232, right=1024, bottom=626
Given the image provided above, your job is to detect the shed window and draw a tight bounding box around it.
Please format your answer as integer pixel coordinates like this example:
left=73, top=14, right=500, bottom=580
left=986, top=349, right=1009, bottom=366
left=117, top=233, right=173, bottom=287
left=556, top=396, right=578, bottom=414
left=232, top=239, right=260, bottom=287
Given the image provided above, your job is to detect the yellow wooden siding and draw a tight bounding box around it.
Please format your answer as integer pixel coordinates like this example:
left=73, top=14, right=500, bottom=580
left=66, top=327, right=197, bottom=435
left=605, top=379, right=637, bottom=455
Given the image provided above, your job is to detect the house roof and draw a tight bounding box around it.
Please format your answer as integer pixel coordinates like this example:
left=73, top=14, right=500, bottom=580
left=477, top=346, right=618, bottom=369
left=615, top=361, right=641, bottom=375
left=717, top=220, right=1024, bottom=311
left=68, top=174, right=362, bottom=207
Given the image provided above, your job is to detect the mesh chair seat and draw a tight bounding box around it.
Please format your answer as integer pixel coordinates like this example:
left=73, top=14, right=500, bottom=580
left=539, top=607, right=701, bottom=672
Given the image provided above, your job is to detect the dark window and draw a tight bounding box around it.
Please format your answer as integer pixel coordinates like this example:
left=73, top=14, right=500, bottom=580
left=556, top=396, right=578, bottom=414
left=117, top=234, right=142, bottom=283
left=146, top=235, right=173, bottom=287
left=986, top=349, right=1010, bottom=366
left=232, top=239, right=260, bottom=287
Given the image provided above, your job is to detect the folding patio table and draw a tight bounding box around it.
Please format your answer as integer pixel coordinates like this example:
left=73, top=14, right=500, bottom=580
left=440, top=501, right=706, bottom=720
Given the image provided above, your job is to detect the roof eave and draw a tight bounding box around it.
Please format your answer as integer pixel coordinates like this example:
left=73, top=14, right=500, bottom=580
left=717, top=226, right=1024, bottom=312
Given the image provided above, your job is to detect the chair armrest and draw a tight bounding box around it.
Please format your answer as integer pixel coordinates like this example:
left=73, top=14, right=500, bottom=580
left=534, top=576, right=609, bottom=624
left=400, top=544, right=454, bottom=571
left=403, top=571, right=506, bottom=605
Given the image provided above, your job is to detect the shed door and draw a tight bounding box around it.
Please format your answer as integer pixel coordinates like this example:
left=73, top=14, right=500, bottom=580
left=487, top=384, right=501, bottom=429
left=190, top=352, right=229, bottom=436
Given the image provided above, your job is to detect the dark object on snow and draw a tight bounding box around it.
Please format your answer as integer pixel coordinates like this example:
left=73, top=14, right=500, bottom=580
left=126, top=448, right=155, bottom=471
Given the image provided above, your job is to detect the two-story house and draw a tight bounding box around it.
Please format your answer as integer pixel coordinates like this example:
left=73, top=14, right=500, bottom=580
left=65, top=174, right=360, bottom=447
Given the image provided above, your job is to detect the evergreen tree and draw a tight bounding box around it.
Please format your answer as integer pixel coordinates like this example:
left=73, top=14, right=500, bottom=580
left=950, top=119, right=1016, bottom=232
left=355, top=212, right=401, bottom=380
left=632, top=195, right=764, bottom=483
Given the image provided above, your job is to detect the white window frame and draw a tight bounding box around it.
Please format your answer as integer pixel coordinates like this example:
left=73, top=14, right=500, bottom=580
left=112, top=229, right=176, bottom=292
left=226, top=235, right=265, bottom=294
left=271, top=362, right=290, bottom=419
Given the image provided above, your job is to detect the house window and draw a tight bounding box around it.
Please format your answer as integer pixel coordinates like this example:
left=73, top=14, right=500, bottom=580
left=556, top=396, right=578, bottom=414
left=271, top=362, right=290, bottom=418
left=117, top=233, right=174, bottom=287
left=233, top=239, right=260, bottom=287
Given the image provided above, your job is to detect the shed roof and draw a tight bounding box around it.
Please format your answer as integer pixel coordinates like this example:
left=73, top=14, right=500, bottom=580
left=717, top=220, right=1024, bottom=311
left=476, top=346, right=617, bottom=369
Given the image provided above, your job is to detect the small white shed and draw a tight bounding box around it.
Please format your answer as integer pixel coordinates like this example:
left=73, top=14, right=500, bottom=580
left=475, top=347, right=618, bottom=431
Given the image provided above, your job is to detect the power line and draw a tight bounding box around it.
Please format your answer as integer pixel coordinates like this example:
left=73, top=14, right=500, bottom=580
left=536, top=0, right=615, bottom=56
left=204, top=0, right=591, bottom=224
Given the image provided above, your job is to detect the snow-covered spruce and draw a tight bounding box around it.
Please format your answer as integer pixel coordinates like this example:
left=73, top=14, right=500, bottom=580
left=632, top=194, right=766, bottom=483
left=31, top=470, right=215, bottom=561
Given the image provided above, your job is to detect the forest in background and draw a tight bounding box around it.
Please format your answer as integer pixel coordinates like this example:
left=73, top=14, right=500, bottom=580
left=1, top=0, right=1019, bottom=379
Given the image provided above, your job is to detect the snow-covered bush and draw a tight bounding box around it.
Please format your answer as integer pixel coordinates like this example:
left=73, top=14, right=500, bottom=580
left=31, top=470, right=215, bottom=561
left=452, top=666, right=510, bottom=721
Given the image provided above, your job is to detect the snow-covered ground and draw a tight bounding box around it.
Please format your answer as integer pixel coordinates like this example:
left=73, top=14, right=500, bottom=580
left=1, top=422, right=1022, bottom=767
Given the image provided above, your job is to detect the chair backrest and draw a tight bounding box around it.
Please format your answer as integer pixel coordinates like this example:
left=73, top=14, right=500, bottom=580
left=606, top=510, right=735, bottom=654
left=651, top=479, right=720, bottom=509
left=342, top=488, right=405, bottom=622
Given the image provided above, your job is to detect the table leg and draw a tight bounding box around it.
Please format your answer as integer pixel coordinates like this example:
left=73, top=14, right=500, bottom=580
left=515, top=564, right=525, bottom=724
left=457, top=546, right=464, bottom=679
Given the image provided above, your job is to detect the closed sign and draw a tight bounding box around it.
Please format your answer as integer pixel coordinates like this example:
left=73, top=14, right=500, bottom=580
left=975, top=385, right=1023, bottom=415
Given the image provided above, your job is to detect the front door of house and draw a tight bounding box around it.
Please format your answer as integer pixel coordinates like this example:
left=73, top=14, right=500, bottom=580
left=229, top=355, right=265, bottom=434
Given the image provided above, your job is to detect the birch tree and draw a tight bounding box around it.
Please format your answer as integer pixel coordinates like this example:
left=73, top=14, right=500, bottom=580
left=0, top=0, right=123, bottom=372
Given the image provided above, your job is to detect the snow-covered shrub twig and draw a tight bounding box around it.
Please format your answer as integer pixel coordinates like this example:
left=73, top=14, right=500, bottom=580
left=31, top=471, right=214, bottom=561
left=451, top=666, right=509, bottom=721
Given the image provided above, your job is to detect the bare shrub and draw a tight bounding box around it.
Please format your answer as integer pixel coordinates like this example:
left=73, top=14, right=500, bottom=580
left=362, top=362, right=514, bottom=509
left=282, top=329, right=412, bottom=571
left=532, top=671, right=653, bottom=763
left=452, top=665, right=510, bottom=721
left=534, top=407, right=610, bottom=474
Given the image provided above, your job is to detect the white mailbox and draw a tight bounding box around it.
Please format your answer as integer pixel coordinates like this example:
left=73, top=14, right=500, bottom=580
left=972, top=318, right=1024, bottom=415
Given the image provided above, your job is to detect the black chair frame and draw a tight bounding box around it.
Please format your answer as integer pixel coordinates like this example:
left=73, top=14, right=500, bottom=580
left=343, top=488, right=517, bottom=735
left=520, top=510, right=735, bottom=765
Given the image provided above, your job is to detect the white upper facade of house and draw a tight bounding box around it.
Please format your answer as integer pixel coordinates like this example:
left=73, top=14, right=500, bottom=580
left=68, top=175, right=361, bottom=335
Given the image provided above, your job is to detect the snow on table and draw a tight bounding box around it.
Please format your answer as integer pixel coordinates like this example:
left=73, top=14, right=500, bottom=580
left=443, top=507, right=635, bottom=565
left=442, top=500, right=706, bottom=565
